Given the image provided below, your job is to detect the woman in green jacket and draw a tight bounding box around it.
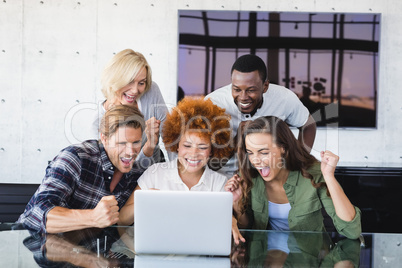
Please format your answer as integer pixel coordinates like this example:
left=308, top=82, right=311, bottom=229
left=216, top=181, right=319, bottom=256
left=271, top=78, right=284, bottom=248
left=225, top=116, right=361, bottom=244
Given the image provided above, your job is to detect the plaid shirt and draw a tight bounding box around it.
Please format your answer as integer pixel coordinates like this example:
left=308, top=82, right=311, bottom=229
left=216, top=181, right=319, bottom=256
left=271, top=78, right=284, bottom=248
left=17, top=140, right=139, bottom=233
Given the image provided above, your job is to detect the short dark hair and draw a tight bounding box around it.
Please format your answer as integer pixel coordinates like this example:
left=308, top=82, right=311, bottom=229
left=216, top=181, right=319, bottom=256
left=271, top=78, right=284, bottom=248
left=231, top=54, right=267, bottom=82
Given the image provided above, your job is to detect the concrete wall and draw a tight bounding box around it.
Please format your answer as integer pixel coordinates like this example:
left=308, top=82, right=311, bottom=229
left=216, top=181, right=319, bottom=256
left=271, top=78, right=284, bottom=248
left=0, top=0, right=401, bottom=183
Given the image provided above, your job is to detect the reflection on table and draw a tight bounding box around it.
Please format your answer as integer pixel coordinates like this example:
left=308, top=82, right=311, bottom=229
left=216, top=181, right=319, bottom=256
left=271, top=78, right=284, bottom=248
left=232, top=231, right=361, bottom=267
left=23, top=227, right=133, bottom=267
left=0, top=224, right=385, bottom=267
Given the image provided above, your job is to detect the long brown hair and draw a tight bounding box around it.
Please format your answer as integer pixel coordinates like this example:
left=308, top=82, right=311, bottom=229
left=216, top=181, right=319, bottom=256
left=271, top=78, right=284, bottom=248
left=237, top=116, right=323, bottom=214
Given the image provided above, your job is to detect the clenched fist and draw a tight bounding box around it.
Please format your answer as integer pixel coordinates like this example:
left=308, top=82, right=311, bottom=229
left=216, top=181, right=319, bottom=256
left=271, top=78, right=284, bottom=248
left=90, top=195, right=120, bottom=228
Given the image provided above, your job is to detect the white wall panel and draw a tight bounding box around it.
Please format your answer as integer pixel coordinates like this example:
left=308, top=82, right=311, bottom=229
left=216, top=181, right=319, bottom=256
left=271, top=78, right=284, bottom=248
left=19, top=0, right=99, bottom=183
left=0, top=0, right=23, bottom=182
left=0, top=0, right=401, bottom=184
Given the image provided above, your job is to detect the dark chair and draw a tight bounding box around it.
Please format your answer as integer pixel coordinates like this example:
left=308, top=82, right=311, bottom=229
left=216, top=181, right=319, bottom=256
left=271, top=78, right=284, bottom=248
left=0, top=183, right=39, bottom=223
left=335, top=166, right=402, bottom=233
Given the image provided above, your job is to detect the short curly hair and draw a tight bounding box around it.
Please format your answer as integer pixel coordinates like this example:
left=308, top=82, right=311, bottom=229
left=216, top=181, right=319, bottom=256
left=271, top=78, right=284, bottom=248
left=162, top=97, right=233, bottom=160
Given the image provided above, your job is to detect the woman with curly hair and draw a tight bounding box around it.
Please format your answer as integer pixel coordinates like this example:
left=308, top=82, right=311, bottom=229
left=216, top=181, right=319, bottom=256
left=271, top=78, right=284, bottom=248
left=225, top=116, right=361, bottom=244
left=118, top=97, right=233, bottom=225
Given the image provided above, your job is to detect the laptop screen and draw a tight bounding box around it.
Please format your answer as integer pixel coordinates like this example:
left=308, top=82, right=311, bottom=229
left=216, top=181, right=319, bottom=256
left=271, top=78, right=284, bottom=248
left=134, top=190, right=233, bottom=256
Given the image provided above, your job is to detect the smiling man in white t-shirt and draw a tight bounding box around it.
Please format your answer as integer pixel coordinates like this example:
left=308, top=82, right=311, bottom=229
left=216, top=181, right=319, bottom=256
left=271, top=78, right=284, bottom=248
left=206, top=54, right=316, bottom=177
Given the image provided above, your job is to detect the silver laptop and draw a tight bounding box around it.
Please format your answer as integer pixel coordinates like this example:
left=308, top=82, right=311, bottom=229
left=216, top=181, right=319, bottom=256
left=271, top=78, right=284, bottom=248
left=134, top=190, right=233, bottom=256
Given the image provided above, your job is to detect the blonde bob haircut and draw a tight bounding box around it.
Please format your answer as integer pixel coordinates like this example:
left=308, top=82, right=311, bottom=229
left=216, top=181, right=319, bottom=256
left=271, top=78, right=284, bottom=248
left=100, top=105, right=145, bottom=139
left=162, top=97, right=233, bottom=160
left=101, top=49, right=152, bottom=100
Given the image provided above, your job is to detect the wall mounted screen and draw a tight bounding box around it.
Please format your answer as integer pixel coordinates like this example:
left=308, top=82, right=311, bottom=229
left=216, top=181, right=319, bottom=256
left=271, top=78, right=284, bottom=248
left=178, top=11, right=380, bottom=128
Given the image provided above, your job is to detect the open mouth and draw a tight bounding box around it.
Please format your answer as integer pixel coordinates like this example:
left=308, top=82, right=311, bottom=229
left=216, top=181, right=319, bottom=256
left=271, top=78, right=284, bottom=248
left=120, top=156, right=133, bottom=166
left=255, top=166, right=270, bottom=177
left=123, top=93, right=136, bottom=103
left=239, top=102, right=252, bottom=109
left=186, top=158, right=202, bottom=166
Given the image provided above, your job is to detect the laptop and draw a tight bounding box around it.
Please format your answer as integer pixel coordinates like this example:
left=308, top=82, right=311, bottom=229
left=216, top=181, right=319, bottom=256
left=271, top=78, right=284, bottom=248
left=134, top=190, right=233, bottom=256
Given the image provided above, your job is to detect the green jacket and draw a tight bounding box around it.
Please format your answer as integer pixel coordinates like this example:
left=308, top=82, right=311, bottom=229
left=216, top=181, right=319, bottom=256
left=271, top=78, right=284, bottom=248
left=249, top=163, right=362, bottom=239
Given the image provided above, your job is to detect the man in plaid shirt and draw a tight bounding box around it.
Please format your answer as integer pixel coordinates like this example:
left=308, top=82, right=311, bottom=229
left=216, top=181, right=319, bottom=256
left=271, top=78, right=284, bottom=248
left=18, top=105, right=145, bottom=233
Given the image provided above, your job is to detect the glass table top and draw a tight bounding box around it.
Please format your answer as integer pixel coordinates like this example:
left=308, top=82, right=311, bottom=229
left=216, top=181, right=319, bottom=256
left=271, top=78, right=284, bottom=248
left=0, top=223, right=401, bottom=267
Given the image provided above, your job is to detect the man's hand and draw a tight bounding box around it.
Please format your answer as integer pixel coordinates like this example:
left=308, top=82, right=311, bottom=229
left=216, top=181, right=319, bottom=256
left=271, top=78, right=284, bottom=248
left=90, top=195, right=120, bottom=228
left=46, top=196, right=120, bottom=233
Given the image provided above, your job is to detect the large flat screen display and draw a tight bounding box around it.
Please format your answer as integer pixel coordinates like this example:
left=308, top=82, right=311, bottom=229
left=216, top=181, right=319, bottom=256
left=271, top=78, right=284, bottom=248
left=178, top=11, right=380, bottom=128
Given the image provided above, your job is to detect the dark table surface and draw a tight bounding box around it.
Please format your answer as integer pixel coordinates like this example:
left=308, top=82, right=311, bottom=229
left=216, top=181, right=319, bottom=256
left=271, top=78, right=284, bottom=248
left=0, top=223, right=400, bottom=267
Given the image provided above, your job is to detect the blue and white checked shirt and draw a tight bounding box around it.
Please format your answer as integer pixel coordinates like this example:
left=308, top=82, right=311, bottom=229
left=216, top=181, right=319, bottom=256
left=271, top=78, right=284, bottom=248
left=17, top=140, right=139, bottom=233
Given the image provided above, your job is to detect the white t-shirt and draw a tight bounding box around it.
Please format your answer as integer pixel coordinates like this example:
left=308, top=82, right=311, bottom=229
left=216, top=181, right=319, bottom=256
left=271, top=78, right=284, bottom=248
left=138, top=159, right=228, bottom=192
